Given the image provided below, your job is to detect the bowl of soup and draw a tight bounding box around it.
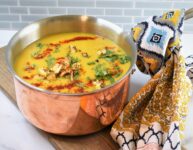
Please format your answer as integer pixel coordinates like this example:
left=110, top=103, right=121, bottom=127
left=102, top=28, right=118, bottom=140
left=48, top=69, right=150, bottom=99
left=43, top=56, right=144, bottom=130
left=6, top=15, right=136, bottom=135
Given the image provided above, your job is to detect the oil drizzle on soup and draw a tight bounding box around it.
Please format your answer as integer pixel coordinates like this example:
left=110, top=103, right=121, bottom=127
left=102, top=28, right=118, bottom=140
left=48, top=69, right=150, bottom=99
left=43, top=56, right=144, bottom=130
left=14, top=33, right=131, bottom=93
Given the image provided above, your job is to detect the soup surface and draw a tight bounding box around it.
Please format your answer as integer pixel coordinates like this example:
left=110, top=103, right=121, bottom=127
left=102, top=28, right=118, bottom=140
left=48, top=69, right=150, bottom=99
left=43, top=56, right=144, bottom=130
left=14, top=33, right=131, bottom=93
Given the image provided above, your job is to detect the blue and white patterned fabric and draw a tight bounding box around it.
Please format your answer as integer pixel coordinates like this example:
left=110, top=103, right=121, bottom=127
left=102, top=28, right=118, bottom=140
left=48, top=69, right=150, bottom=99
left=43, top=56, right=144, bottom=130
left=132, top=9, right=185, bottom=75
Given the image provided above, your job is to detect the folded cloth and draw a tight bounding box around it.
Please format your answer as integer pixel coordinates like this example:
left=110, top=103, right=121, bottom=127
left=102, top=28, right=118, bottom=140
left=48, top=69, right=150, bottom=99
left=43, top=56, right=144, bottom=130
left=110, top=9, right=192, bottom=150
left=132, top=9, right=185, bottom=75
left=111, top=52, right=192, bottom=150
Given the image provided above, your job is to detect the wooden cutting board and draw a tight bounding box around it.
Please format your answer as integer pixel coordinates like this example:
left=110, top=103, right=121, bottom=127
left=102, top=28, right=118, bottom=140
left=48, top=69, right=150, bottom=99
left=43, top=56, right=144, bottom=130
left=0, top=47, right=119, bottom=150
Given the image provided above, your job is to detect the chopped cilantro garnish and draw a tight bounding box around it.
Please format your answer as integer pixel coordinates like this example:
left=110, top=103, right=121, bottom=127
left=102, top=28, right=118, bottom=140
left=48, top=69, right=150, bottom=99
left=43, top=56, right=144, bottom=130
left=31, top=50, right=41, bottom=57
left=36, top=43, right=43, bottom=49
left=104, top=55, right=119, bottom=62
left=100, top=50, right=113, bottom=58
left=106, top=75, right=115, bottom=84
left=54, top=46, right=60, bottom=53
left=94, top=64, right=108, bottom=79
left=98, top=49, right=131, bottom=64
left=119, top=55, right=131, bottom=64
left=114, top=65, right=120, bottom=70
left=32, top=64, right=36, bottom=68
left=115, top=72, right=122, bottom=78
left=86, top=76, right=91, bottom=81
left=104, top=49, right=113, bottom=56
left=45, top=55, right=56, bottom=68
left=99, top=49, right=119, bottom=62
left=87, top=61, right=95, bottom=65
left=69, top=56, right=79, bottom=66
left=73, top=70, right=79, bottom=79
left=94, top=64, right=116, bottom=83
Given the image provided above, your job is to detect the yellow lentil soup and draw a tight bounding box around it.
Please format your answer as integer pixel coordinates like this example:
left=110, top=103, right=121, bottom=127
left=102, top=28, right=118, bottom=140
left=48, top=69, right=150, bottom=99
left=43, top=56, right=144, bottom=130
left=14, top=33, right=131, bottom=93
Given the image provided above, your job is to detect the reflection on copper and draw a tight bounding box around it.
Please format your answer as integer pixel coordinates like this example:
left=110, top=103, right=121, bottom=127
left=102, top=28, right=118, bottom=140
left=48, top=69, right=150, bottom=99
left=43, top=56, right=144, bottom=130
left=14, top=76, right=130, bottom=135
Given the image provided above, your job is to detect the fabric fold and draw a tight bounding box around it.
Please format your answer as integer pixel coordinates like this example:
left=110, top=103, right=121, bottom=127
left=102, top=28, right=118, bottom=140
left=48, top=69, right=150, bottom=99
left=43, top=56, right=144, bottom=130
left=110, top=53, right=192, bottom=150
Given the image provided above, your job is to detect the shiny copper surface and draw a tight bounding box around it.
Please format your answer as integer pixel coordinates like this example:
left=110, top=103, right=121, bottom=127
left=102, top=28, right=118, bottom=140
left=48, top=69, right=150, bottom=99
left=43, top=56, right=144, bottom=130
left=14, top=77, right=129, bottom=135
left=7, top=15, right=136, bottom=135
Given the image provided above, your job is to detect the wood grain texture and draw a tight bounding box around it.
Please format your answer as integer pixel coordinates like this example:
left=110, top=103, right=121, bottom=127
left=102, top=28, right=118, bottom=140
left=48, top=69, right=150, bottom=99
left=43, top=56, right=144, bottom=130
left=0, top=47, right=119, bottom=150
left=0, top=47, right=16, bottom=104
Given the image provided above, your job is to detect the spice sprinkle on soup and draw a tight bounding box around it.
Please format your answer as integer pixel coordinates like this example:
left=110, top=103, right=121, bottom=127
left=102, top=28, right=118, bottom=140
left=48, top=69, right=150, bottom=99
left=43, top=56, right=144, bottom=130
left=14, top=33, right=131, bottom=93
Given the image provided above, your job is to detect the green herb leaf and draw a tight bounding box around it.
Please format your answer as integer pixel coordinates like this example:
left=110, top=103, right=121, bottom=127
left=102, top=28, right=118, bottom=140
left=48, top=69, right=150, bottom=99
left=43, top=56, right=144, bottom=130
left=54, top=46, right=60, bottom=53
left=86, top=76, right=91, bottom=81
left=31, top=50, right=41, bottom=58
left=94, top=64, right=108, bottom=79
left=32, top=64, right=36, bottom=68
left=36, top=43, right=43, bottom=49
left=100, top=50, right=113, bottom=58
left=114, top=65, right=120, bottom=70
left=94, top=64, right=116, bottom=83
left=119, top=55, right=131, bottom=64
left=106, top=75, right=115, bottom=84
left=115, top=72, right=121, bottom=78
left=105, top=49, right=113, bottom=55
left=69, top=56, right=79, bottom=66
left=45, top=55, right=56, bottom=68
left=73, top=70, right=79, bottom=79
left=87, top=61, right=95, bottom=65
left=104, top=55, right=119, bottom=62
left=99, top=50, right=119, bottom=62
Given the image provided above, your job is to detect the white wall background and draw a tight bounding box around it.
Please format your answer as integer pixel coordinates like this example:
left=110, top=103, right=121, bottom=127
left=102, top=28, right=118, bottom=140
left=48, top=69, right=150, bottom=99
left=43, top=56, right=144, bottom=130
left=0, top=0, right=192, bottom=33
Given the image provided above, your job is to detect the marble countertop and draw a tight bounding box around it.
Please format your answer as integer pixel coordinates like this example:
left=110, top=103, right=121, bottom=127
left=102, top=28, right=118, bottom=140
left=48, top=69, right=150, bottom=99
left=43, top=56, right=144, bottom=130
left=0, top=30, right=192, bottom=150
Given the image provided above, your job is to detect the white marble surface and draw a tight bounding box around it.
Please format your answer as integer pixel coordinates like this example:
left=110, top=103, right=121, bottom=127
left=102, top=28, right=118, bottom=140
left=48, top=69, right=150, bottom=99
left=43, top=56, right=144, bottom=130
left=0, top=91, right=55, bottom=150
left=0, top=30, right=193, bottom=150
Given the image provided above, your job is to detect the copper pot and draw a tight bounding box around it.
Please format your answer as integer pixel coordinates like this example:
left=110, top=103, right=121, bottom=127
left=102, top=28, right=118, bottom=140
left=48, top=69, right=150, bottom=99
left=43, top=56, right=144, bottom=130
left=6, top=15, right=137, bottom=135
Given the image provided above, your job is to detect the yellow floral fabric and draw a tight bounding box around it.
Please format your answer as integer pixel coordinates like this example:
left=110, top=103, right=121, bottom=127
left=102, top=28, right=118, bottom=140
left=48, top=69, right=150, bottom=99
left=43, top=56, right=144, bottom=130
left=111, top=53, right=192, bottom=150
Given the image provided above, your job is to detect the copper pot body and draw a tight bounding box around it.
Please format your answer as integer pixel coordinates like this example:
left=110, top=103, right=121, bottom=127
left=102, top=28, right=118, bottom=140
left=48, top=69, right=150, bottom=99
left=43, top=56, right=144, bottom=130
left=7, top=15, right=136, bottom=135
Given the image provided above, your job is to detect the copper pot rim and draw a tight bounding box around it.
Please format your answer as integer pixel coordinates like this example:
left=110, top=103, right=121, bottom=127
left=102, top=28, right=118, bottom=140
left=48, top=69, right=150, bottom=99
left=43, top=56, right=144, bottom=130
left=6, top=15, right=137, bottom=97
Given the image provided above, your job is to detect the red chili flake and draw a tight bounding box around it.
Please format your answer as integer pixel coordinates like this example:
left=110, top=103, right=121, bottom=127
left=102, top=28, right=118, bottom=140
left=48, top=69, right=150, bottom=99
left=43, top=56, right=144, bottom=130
left=33, top=48, right=53, bottom=59
left=56, top=57, right=65, bottom=64
left=65, top=83, right=75, bottom=89
left=24, top=65, right=35, bottom=71
left=23, top=75, right=34, bottom=80
left=86, top=80, right=93, bottom=87
left=46, top=80, right=81, bottom=91
left=32, top=83, right=42, bottom=87
left=47, top=85, right=66, bottom=90
left=74, top=87, right=84, bottom=93
left=49, top=43, right=60, bottom=47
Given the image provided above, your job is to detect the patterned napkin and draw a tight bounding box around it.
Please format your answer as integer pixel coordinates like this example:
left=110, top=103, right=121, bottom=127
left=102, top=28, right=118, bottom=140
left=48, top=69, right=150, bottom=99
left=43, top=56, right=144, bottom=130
left=110, top=9, right=192, bottom=150
left=132, top=9, right=184, bottom=76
